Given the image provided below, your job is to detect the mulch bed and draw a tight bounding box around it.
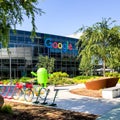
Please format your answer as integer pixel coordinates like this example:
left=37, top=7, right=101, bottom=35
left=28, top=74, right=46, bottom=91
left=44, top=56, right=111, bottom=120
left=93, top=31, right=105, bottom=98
left=70, top=88, right=102, bottom=98
left=0, top=99, right=98, bottom=120
left=0, top=87, right=102, bottom=120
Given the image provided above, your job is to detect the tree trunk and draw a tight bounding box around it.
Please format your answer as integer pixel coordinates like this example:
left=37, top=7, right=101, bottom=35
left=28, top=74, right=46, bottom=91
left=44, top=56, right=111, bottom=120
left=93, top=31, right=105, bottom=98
left=103, top=59, right=106, bottom=77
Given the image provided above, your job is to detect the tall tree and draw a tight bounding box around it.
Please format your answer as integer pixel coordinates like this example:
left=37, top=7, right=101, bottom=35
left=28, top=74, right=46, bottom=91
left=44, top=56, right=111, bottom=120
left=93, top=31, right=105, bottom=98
left=77, top=18, right=120, bottom=76
left=78, top=49, right=93, bottom=76
left=36, top=55, right=55, bottom=73
left=0, top=0, right=44, bottom=47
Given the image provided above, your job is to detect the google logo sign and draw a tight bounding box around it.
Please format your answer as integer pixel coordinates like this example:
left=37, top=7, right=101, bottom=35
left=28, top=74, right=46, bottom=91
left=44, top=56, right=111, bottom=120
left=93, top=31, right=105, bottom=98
left=44, top=38, right=73, bottom=52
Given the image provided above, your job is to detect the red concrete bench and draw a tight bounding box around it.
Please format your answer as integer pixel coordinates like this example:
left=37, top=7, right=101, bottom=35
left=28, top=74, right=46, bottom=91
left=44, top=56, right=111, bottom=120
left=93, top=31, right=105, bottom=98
left=85, top=77, right=119, bottom=90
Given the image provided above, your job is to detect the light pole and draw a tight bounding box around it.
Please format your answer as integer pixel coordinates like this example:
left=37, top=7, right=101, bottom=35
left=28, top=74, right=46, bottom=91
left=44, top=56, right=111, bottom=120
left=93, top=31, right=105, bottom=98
left=8, top=50, right=12, bottom=84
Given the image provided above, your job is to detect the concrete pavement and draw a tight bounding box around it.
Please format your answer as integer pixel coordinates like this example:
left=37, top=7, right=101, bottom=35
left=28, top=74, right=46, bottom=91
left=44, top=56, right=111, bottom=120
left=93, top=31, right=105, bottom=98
left=3, top=84, right=120, bottom=119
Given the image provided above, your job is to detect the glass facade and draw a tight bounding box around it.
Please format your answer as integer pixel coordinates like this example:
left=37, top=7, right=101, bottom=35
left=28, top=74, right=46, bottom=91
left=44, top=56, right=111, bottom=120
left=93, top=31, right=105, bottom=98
left=0, top=30, right=79, bottom=79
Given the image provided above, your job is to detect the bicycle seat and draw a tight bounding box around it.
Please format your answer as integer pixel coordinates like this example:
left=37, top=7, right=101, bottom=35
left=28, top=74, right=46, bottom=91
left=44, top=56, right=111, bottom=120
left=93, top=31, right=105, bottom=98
left=16, top=83, right=23, bottom=89
left=26, top=83, right=33, bottom=89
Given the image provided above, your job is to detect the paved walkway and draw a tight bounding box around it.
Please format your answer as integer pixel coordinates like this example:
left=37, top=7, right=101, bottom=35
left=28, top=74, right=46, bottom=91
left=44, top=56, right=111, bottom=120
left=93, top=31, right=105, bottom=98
left=3, top=84, right=120, bottom=119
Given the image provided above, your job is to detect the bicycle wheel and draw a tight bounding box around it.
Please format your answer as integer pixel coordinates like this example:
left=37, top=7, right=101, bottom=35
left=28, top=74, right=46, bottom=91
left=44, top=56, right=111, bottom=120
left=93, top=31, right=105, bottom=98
left=24, top=89, right=34, bottom=102
left=12, top=88, right=23, bottom=100
left=0, top=86, right=5, bottom=95
left=0, top=86, right=2, bottom=94
left=39, top=88, right=47, bottom=100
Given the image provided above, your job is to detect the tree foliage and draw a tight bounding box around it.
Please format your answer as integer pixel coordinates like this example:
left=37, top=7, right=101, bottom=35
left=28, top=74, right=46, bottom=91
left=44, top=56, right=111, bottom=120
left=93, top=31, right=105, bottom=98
left=78, top=50, right=93, bottom=76
left=77, top=18, right=120, bottom=76
left=36, top=55, right=55, bottom=73
left=0, top=0, right=44, bottom=47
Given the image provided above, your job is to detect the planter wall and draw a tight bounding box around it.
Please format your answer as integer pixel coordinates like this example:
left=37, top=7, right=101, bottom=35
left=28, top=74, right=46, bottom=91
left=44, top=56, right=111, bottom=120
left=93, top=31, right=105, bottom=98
left=85, top=77, right=119, bottom=90
left=106, top=77, right=119, bottom=88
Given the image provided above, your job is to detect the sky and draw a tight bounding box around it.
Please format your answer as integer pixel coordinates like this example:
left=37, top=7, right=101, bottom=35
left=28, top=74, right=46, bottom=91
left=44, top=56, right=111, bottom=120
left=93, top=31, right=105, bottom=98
left=16, top=0, right=120, bottom=37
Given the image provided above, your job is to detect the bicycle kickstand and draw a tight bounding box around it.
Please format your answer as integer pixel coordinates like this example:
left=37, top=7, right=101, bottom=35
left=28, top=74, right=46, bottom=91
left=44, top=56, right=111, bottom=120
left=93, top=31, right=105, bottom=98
left=33, top=94, right=40, bottom=104
left=49, top=89, right=59, bottom=106
left=41, top=89, right=50, bottom=105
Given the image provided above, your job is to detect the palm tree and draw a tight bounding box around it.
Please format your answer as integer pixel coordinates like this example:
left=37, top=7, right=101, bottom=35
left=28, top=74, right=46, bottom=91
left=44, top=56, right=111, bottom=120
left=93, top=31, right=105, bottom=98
left=77, top=18, right=120, bottom=76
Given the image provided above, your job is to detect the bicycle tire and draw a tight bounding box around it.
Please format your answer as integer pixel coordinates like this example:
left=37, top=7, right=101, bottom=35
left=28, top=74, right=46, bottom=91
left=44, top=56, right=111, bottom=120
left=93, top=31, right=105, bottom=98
left=24, top=89, right=34, bottom=102
left=12, top=88, right=23, bottom=100
left=39, top=88, right=47, bottom=100
left=0, top=86, right=6, bottom=95
left=0, top=86, right=2, bottom=94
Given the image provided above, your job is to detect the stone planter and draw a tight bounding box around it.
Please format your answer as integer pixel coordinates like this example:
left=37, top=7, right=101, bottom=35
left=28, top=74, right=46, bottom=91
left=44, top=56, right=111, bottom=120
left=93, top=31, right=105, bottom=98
left=85, top=77, right=119, bottom=90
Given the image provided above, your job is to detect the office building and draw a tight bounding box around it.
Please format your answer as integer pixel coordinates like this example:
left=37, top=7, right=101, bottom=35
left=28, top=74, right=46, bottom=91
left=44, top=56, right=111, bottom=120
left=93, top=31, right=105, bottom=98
left=0, top=30, right=79, bottom=79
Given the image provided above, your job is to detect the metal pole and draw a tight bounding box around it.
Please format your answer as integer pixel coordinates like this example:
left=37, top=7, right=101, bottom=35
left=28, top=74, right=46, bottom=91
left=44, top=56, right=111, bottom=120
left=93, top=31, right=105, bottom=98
left=8, top=51, right=12, bottom=84
left=10, top=52, right=11, bottom=84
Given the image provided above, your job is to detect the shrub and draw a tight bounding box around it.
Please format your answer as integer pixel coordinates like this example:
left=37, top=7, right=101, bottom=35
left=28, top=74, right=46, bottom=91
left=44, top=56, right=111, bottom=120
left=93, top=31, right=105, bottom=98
left=2, top=80, right=10, bottom=85
left=48, top=72, right=70, bottom=85
left=19, top=77, right=31, bottom=83
left=105, top=72, right=120, bottom=77
left=12, top=79, right=19, bottom=84
left=0, top=104, right=13, bottom=114
left=72, top=79, right=87, bottom=84
left=72, top=76, right=99, bottom=84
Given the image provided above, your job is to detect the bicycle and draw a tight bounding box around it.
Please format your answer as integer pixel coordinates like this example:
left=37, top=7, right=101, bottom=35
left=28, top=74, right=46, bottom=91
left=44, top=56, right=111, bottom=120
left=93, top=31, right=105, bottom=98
left=0, top=85, right=6, bottom=95
left=12, top=83, right=34, bottom=102
left=0, top=85, right=13, bottom=99
left=13, top=82, right=48, bottom=102
left=24, top=83, right=48, bottom=102
left=32, top=83, right=50, bottom=104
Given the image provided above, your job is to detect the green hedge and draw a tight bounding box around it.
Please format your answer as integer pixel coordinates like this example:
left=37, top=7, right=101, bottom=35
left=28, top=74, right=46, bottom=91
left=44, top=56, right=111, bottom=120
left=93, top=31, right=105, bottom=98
left=48, top=72, right=73, bottom=85
left=105, top=72, right=120, bottom=78
left=72, top=76, right=99, bottom=84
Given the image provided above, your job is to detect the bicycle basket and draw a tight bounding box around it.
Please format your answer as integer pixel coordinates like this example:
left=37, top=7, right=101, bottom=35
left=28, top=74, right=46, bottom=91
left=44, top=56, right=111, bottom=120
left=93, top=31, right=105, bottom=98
left=26, top=83, right=33, bottom=88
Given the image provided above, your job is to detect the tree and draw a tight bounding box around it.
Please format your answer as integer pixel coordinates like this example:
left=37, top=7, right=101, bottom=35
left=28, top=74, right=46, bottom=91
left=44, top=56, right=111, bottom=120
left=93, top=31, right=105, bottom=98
left=36, top=55, right=55, bottom=73
left=78, top=50, right=93, bottom=76
left=107, top=47, right=120, bottom=70
left=0, top=0, right=44, bottom=47
left=77, top=18, right=120, bottom=76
